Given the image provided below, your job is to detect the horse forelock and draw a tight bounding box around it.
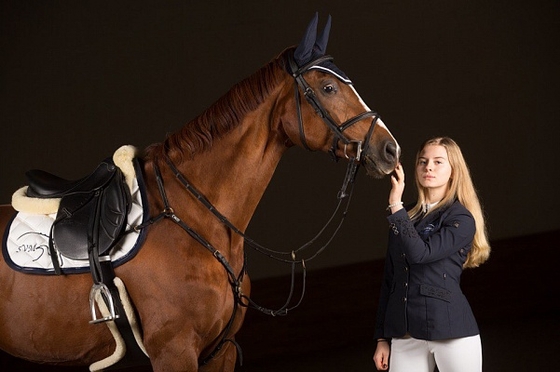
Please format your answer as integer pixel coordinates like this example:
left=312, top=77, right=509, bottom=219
left=146, top=50, right=290, bottom=162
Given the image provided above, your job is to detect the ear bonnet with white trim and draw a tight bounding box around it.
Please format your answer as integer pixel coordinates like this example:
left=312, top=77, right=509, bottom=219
left=293, top=12, right=352, bottom=84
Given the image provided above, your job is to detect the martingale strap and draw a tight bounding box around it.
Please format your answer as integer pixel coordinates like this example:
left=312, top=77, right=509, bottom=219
left=144, top=159, right=246, bottom=367
left=146, top=156, right=319, bottom=314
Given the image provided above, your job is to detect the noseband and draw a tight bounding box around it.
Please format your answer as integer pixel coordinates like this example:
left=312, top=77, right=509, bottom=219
left=287, top=53, right=380, bottom=162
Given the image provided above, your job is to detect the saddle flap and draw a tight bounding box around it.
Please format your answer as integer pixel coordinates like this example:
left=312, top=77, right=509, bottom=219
left=53, top=163, right=131, bottom=260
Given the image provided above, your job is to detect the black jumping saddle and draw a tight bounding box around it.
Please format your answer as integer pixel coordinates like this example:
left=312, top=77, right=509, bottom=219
left=25, top=159, right=131, bottom=270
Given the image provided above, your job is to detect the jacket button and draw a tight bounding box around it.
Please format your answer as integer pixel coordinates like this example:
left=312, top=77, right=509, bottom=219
left=402, top=297, right=407, bottom=302
left=403, top=282, right=408, bottom=287
left=403, top=267, right=408, bottom=272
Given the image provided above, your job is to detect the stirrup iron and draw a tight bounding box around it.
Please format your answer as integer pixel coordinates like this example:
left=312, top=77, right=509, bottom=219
left=89, top=283, right=119, bottom=324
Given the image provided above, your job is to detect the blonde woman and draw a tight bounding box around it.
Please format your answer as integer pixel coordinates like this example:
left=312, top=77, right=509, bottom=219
left=373, top=137, right=490, bottom=372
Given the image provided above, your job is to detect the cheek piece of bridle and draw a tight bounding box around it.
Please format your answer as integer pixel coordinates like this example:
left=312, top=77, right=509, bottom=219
left=287, top=52, right=380, bottom=198
left=141, top=52, right=381, bottom=368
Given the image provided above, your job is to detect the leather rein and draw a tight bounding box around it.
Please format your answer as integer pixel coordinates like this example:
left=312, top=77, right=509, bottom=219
left=138, top=54, right=380, bottom=365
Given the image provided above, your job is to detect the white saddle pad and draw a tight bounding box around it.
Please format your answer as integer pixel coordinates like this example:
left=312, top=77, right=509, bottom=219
left=3, top=148, right=148, bottom=274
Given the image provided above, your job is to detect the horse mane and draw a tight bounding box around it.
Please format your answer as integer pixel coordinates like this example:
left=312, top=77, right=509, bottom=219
left=145, top=48, right=292, bottom=162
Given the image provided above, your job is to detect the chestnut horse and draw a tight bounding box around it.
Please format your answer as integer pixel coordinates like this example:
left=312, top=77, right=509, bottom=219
left=0, top=14, right=399, bottom=371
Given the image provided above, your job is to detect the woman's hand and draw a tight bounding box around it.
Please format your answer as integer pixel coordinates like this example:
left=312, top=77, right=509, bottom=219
left=373, top=341, right=390, bottom=370
left=388, top=163, right=405, bottom=213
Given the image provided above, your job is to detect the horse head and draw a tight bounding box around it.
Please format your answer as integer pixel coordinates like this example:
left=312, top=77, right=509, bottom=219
left=282, top=12, right=400, bottom=178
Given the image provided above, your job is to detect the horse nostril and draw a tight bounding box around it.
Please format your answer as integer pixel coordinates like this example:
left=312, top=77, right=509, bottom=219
left=385, top=141, right=399, bottom=163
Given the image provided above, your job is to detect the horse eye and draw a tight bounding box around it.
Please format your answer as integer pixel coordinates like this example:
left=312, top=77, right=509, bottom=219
left=323, top=84, right=336, bottom=94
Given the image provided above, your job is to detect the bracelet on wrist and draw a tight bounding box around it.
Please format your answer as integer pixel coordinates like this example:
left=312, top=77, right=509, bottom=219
left=386, top=202, right=403, bottom=210
left=377, top=338, right=388, bottom=343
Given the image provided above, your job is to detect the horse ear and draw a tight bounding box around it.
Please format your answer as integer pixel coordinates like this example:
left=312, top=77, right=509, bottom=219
left=294, top=12, right=319, bottom=66
left=314, top=14, right=331, bottom=56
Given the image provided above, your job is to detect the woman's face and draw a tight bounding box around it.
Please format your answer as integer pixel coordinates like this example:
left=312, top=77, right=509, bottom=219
left=416, top=144, right=452, bottom=192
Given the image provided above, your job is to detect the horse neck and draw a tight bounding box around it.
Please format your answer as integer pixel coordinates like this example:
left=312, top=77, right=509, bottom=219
left=147, top=54, right=292, bottom=235
left=161, top=109, right=288, bottom=234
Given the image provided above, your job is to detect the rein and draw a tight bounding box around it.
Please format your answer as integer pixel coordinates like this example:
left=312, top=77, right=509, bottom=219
left=157, top=154, right=358, bottom=301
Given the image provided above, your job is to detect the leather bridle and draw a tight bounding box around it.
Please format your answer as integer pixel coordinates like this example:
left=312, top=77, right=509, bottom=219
left=287, top=52, right=380, bottom=163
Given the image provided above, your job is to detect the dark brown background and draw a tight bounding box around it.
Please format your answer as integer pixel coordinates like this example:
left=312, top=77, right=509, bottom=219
left=1, top=0, right=559, bottom=370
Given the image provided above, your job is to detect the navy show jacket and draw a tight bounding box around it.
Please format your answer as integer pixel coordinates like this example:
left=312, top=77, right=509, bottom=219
left=373, top=200, right=480, bottom=341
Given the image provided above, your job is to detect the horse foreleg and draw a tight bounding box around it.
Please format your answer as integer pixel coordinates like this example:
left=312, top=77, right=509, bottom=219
left=148, top=346, right=198, bottom=372
left=145, top=332, right=239, bottom=372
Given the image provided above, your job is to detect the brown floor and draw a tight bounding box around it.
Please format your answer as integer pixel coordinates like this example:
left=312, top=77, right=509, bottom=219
left=1, top=230, right=559, bottom=371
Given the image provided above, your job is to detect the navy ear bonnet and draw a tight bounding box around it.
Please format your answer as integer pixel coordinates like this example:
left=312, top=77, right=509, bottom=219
left=293, top=13, right=352, bottom=84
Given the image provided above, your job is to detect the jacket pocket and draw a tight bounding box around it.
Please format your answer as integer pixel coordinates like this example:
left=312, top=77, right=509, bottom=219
left=420, top=284, right=451, bottom=302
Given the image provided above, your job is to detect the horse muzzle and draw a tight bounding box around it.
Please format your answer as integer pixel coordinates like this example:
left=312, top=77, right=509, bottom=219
left=361, top=137, right=400, bottom=178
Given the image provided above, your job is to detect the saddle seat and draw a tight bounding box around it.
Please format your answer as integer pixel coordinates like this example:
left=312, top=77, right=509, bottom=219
left=25, top=161, right=118, bottom=199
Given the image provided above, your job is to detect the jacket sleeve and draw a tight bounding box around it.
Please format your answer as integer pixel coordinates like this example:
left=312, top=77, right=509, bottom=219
left=386, top=205, right=475, bottom=265
left=373, top=241, right=394, bottom=340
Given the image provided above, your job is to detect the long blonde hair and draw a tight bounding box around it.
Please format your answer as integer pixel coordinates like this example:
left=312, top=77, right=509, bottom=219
left=408, top=137, right=490, bottom=268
